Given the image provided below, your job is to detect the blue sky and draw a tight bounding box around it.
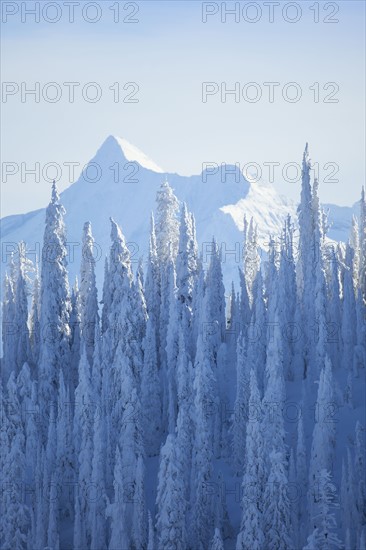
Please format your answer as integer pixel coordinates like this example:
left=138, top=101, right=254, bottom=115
left=1, top=0, right=365, bottom=216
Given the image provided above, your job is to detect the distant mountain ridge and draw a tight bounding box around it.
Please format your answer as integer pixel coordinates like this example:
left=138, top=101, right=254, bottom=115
left=0, top=135, right=358, bottom=290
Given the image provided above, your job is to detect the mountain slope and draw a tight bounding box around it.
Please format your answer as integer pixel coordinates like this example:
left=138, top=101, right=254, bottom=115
left=0, top=135, right=356, bottom=290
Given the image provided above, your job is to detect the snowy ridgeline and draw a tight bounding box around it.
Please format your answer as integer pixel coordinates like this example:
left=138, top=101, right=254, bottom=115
left=1, top=146, right=365, bottom=550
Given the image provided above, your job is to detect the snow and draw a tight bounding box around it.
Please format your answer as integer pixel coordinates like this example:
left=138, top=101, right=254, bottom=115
left=0, top=135, right=356, bottom=297
left=1, top=147, right=365, bottom=550
left=114, top=135, right=165, bottom=173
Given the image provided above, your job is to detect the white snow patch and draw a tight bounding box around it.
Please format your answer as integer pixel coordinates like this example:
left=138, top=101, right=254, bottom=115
left=114, top=136, right=165, bottom=173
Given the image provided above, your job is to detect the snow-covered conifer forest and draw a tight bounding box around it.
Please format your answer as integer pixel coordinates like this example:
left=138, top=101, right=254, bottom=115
left=1, top=146, right=365, bottom=549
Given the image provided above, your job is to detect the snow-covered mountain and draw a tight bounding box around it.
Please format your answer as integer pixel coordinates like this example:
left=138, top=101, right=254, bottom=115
left=0, top=135, right=356, bottom=289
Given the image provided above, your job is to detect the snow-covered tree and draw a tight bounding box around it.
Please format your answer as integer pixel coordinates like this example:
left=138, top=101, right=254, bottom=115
left=355, top=421, right=366, bottom=527
left=210, top=527, right=224, bottom=550
left=14, top=256, right=31, bottom=374
left=359, top=186, right=366, bottom=301
left=2, top=269, right=17, bottom=383
left=29, top=266, right=41, bottom=366
left=1, top=373, right=30, bottom=548
left=236, top=369, right=265, bottom=550
left=38, top=182, right=71, bottom=421
left=304, top=469, right=342, bottom=550
left=79, top=221, right=99, bottom=365
left=141, top=313, right=162, bottom=456
left=176, top=203, right=199, bottom=356
left=156, top=434, right=187, bottom=550
left=107, top=445, right=128, bottom=549
left=155, top=179, right=180, bottom=265
left=309, top=357, right=336, bottom=517
left=242, top=216, right=261, bottom=306
left=69, top=279, right=81, bottom=394
left=191, top=289, right=219, bottom=548
left=73, top=345, right=94, bottom=549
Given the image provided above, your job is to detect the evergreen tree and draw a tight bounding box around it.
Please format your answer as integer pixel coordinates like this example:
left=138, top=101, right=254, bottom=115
left=14, top=255, right=31, bottom=374
left=73, top=346, right=94, bottom=549
left=304, top=469, right=342, bottom=550
left=210, top=527, right=224, bottom=550
left=263, top=450, right=293, bottom=550
left=147, top=511, right=155, bottom=550
left=1, top=373, right=30, bottom=549
left=341, top=244, right=357, bottom=377
left=191, top=288, right=219, bottom=548
left=155, top=179, right=180, bottom=265
left=355, top=421, right=366, bottom=526
left=89, top=398, right=107, bottom=550
left=69, top=279, right=81, bottom=394
left=156, top=434, right=187, bottom=550
left=80, top=221, right=99, bottom=365
left=2, top=270, right=17, bottom=383
left=176, top=203, right=199, bottom=357
left=29, top=266, right=41, bottom=366
left=359, top=186, right=366, bottom=301
left=236, top=370, right=265, bottom=550
left=141, top=313, right=162, bottom=457
left=309, top=357, right=336, bottom=517
left=38, top=182, right=71, bottom=421
left=107, top=445, right=128, bottom=549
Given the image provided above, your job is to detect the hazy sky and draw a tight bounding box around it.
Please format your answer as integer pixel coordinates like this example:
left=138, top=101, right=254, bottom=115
left=1, top=0, right=365, bottom=217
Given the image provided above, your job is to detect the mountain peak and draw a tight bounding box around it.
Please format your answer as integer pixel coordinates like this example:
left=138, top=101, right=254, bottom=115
left=104, top=135, right=164, bottom=174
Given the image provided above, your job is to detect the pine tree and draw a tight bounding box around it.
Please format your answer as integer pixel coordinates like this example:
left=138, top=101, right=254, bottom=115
left=341, top=244, right=357, bottom=378
left=103, top=218, right=137, bottom=485
left=176, top=330, right=194, bottom=501
left=263, top=450, right=293, bottom=550
left=17, top=363, right=38, bottom=530
left=326, top=246, right=341, bottom=372
left=191, top=289, right=219, bottom=548
left=350, top=215, right=360, bottom=291
left=297, top=144, right=317, bottom=382
left=156, top=434, right=187, bottom=550
left=69, top=279, right=81, bottom=394
left=262, top=312, right=286, bottom=453
left=145, top=213, right=161, bottom=326
left=296, top=414, right=308, bottom=547
left=141, top=313, right=162, bottom=457
left=304, top=469, right=342, bottom=550
left=156, top=181, right=180, bottom=433
left=165, top=260, right=179, bottom=433
left=147, top=511, right=155, bottom=550
left=107, top=445, right=128, bottom=549
left=210, top=527, right=224, bottom=550
left=243, top=216, right=261, bottom=306
left=55, top=370, right=75, bottom=532
left=232, top=328, right=249, bottom=473
left=38, top=182, right=71, bottom=421
left=246, top=269, right=266, bottom=392
left=29, top=266, right=41, bottom=366
left=80, top=221, right=99, bottom=366
left=89, top=399, right=107, bottom=550
left=278, top=215, right=297, bottom=380
left=176, top=203, right=199, bottom=357
left=355, top=422, right=366, bottom=526
left=2, top=270, right=17, bottom=383
left=236, top=370, right=265, bottom=550
left=359, top=186, right=366, bottom=301
left=155, top=179, right=180, bottom=265
left=311, top=177, right=328, bottom=384
left=309, top=357, right=336, bottom=517
left=47, top=471, right=60, bottom=550
left=1, top=372, right=30, bottom=549
left=73, top=346, right=94, bottom=549
left=14, top=255, right=31, bottom=374
left=132, top=454, right=147, bottom=550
